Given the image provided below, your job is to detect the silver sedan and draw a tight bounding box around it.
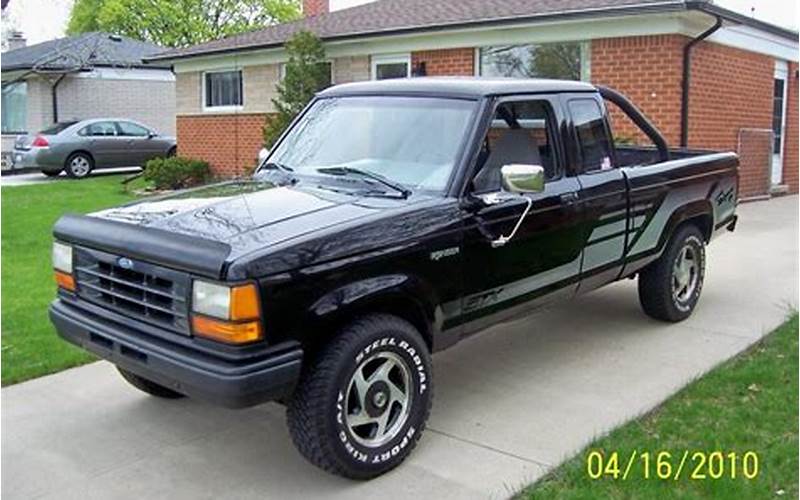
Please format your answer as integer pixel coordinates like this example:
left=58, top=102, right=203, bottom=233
left=12, top=118, right=176, bottom=178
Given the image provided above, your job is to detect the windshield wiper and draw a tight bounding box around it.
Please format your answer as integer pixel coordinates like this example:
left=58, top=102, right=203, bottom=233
left=261, top=161, right=294, bottom=173
left=256, top=161, right=297, bottom=185
left=316, top=166, right=411, bottom=198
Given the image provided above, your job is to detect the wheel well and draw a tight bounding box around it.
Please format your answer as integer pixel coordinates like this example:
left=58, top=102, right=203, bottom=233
left=679, top=212, right=713, bottom=242
left=310, top=295, right=434, bottom=355
left=65, top=150, right=94, bottom=168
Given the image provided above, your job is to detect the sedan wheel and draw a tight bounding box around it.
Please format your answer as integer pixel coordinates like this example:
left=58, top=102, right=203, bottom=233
left=65, top=153, right=93, bottom=178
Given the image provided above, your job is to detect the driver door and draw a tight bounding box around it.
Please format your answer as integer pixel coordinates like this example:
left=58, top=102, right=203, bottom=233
left=459, top=96, right=584, bottom=335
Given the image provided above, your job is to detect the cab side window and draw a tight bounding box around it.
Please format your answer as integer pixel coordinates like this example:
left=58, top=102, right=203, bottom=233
left=80, top=122, right=118, bottom=137
left=472, top=100, right=558, bottom=193
left=569, top=99, right=613, bottom=172
left=116, top=121, right=150, bottom=137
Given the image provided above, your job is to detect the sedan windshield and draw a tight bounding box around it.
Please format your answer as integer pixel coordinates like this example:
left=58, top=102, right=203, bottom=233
left=263, top=96, right=477, bottom=193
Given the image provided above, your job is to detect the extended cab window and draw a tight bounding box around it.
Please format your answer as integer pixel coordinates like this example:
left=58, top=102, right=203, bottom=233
left=472, top=100, right=558, bottom=193
left=569, top=99, right=613, bottom=172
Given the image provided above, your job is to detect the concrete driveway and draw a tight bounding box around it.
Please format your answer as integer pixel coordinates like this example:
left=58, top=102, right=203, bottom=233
left=2, top=196, right=797, bottom=500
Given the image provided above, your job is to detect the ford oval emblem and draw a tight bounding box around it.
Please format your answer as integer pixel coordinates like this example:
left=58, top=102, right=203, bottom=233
left=117, top=257, right=134, bottom=270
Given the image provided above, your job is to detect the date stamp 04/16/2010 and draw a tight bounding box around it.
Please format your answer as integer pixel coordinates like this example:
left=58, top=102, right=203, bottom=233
left=586, top=450, right=759, bottom=481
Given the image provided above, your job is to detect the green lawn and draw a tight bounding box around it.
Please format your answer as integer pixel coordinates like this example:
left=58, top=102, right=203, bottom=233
left=520, top=315, right=799, bottom=499
left=1, top=176, right=134, bottom=385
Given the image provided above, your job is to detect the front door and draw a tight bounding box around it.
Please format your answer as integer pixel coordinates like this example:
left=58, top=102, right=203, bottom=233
left=772, top=60, right=788, bottom=186
left=459, top=96, right=584, bottom=335
left=82, top=121, right=124, bottom=167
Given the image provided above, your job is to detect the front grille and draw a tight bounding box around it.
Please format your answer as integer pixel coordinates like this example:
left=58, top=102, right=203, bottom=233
left=74, top=247, right=191, bottom=334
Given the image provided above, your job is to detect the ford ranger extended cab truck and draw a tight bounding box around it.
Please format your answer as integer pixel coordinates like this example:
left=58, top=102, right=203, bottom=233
left=49, top=78, right=738, bottom=479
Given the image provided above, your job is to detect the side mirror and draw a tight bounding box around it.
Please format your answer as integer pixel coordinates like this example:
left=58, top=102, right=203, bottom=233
left=258, top=148, right=269, bottom=162
left=476, top=164, right=545, bottom=249
left=501, top=164, right=545, bottom=194
left=147, top=131, right=157, bottom=139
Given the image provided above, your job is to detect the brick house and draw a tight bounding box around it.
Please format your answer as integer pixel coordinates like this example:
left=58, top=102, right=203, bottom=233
left=147, top=0, right=798, bottom=198
left=1, top=32, right=176, bottom=171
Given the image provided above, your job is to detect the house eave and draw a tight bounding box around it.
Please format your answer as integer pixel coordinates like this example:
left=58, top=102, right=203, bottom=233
left=146, top=1, right=798, bottom=65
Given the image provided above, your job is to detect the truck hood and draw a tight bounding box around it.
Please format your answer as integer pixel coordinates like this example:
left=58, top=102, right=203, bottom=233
left=92, top=181, right=362, bottom=241
left=55, top=180, right=439, bottom=279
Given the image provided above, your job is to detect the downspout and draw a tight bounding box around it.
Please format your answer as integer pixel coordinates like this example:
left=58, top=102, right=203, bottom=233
left=680, top=15, right=723, bottom=148
left=51, top=74, right=67, bottom=124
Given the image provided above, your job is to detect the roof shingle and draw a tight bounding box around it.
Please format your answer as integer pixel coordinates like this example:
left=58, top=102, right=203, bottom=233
left=2, top=32, right=168, bottom=72
left=147, top=0, right=798, bottom=63
left=148, top=0, right=685, bottom=61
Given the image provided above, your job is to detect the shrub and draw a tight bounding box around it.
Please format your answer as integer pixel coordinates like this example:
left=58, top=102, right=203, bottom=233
left=142, top=156, right=212, bottom=190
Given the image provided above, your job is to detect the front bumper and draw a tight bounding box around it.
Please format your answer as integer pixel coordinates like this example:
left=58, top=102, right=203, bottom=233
left=50, top=299, right=303, bottom=408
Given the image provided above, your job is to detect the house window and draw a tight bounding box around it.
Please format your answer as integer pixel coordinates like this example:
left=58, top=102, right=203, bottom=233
left=204, top=70, right=243, bottom=109
left=371, top=54, right=411, bottom=80
left=479, top=42, right=587, bottom=81
left=279, top=61, right=334, bottom=87
left=1, top=82, right=27, bottom=134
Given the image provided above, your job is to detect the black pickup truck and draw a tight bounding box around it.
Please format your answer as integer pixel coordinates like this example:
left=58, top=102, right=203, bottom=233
left=50, top=78, right=738, bottom=479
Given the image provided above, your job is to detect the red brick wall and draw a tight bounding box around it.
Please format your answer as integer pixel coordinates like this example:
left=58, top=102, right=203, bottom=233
left=736, top=129, right=772, bottom=198
left=783, top=62, right=798, bottom=193
left=688, top=40, right=775, bottom=197
left=591, top=35, right=685, bottom=145
left=177, top=114, right=268, bottom=177
left=303, top=0, right=328, bottom=17
left=688, top=42, right=773, bottom=150
left=411, top=48, right=475, bottom=76
left=592, top=35, right=780, bottom=198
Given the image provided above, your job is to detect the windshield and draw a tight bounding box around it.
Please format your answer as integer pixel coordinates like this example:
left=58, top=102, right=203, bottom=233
left=40, top=121, right=78, bottom=135
left=263, top=96, right=477, bottom=193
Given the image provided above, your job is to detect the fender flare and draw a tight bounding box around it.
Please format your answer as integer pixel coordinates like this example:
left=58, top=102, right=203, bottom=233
left=307, top=274, right=441, bottom=348
left=659, top=199, right=714, bottom=250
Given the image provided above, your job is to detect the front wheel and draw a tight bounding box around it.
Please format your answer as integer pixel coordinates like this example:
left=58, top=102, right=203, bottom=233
left=638, top=224, right=706, bottom=322
left=287, top=314, right=433, bottom=479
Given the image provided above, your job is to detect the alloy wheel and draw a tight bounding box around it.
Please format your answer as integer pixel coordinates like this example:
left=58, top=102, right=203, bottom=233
left=344, top=351, right=412, bottom=448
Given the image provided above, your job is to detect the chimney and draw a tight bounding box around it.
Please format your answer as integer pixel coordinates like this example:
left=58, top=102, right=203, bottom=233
left=8, top=31, right=26, bottom=51
left=303, top=0, right=329, bottom=17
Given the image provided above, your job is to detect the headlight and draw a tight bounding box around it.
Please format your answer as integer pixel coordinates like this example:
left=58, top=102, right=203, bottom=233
left=192, top=281, right=231, bottom=319
left=191, top=280, right=262, bottom=344
left=52, top=242, right=73, bottom=273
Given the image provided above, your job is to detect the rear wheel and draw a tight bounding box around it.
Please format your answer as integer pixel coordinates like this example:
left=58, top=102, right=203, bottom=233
left=65, top=152, right=93, bottom=178
left=638, top=224, right=706, bottom=322
left=117, top=367, right=185, bottom=399
left=287, top=314, right=433, bottom=479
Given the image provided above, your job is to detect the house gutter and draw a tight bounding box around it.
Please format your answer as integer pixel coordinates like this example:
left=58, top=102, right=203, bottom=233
left=52, top=73, right=67, bottom=124
left=679, top=14, right=723, bottom=148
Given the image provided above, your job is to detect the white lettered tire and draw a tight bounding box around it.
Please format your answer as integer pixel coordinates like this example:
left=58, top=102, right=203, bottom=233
left=287, top=314, right=433, bottom=479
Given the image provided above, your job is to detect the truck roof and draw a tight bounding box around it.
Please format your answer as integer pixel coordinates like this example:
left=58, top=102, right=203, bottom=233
left=319, top=77, right=597, bottom=99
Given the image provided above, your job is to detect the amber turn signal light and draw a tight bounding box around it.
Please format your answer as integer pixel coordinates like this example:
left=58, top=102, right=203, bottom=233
left=230, top=283, right=260, bottom=321
left=192, top=315, right=263, bottom=344
left=55, top=270, right=75, bottom=291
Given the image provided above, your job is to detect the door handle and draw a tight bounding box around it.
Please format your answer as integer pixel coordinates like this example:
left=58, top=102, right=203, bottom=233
left=560, top=192, right=579, bottom=204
